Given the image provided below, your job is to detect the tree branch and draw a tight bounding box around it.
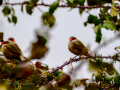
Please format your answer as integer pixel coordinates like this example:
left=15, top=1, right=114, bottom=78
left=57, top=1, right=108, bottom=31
left=2, top=2, right=120, bottom=9
left=103, top=83, right=115, bottom=90
left=50, top=55, right=120, bottom=74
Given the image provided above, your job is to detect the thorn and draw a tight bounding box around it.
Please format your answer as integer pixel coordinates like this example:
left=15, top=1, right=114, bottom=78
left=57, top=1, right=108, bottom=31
left=57, top=66, right=59, bottom=68
left=65, top=61, right=68, bottom=64
left=69, top=57, right=73, bottom=70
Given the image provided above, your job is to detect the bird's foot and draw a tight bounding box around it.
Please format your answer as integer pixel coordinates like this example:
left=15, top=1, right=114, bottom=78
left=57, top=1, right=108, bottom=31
left=79, top=56, right=84, bottom=60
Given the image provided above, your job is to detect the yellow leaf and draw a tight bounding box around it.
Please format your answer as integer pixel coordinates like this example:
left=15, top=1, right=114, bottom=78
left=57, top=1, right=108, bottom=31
left=115, top=46, right=120, bottom=49
left=112, top=0, right=115, bottom=3
left=110, top=6, right=119, bottom=17
left=93, top=25, right=98, bottom=34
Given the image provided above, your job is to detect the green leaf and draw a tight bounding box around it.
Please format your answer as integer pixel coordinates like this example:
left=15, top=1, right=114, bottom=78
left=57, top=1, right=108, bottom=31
left=93, top=25, right=98, bottom=34
left=69, top=0, right=74, bottom=3
left=53, top=70, right=61, bottom=77
left=87, top=0, right=112, bottom=6
left=0, top=0, right=3, bottom=5
left=89, top=59, right=116, bottom=75
left=49, top=1, right=59, bottom=14
left=2, top=64, right=11, bottom=76
left=2, top=6, right=11, bottom=16
left=114, top=75, right=120, bottom=86
left=87, top=15, right=101, bottom=26
left=7, top=17, right=12, bottom=23
left=104, top=14, right=113, bottom=21
left=85, top=83, right=98, bottom=90
left=26, top=4, right=34, bottom=15
left=104, top=77, right=113, bottom=83
left=84, top=21, right=87, bottom=26
left=73, top=79, right=81, bottom=87
left=67, top=0, right=85, bottom=7
left=41, top=12, right=55, bottom=27
left=103, top=20, right=116, bottom=31
left=110, top=6, right=119, bottom=17
left=66, top=0, right=77, bottom=7
left=47, top=74, right=54, bottom=81
left=12, top=15, right=17, bottom=25
left=115, top=46, right=120, bottom=49
left=12, top=8, right=15, bottom=15
left=95, top=24, right=102, bottom=43
left=39, top=84, right=55, bottom=90
left=38, top=86, right=46, bottom=90
left=21, top=81, right=36, bottom=90
left=102, top=7, right=110, bottom=14
left=0, top=32, right=4, bottom=42
left=30, top=0, right=39, bottom=3
left=87, top=0, right=99, bottom=6
left=21, top=4, right=24, bottom=12
left=37, top=35, right=47, bottom=46
left=79, top=0, right=85, bottom=5
left=79, top=8, right=84, bottom=15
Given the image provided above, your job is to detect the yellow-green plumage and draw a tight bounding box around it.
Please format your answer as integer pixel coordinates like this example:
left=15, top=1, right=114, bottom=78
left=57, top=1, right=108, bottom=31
left=68, top=36, right=96, bottom=60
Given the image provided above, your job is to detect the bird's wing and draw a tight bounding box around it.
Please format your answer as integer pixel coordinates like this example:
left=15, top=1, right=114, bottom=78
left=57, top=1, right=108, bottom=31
left=73, top=40, right=88, bottom=52
left=6, top=44, right=21, bottom=55
left=14, top=44, right=22, bottom=53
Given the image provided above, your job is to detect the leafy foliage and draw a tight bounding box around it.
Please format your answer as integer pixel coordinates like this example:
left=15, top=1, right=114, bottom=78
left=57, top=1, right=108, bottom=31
left=41, top=12, right=55, bottom=28
left=0, top=32, right=3, bottom=42
left=1, top=0, right=120, bottom=90
left=114, top=75, right=120, bottom=86
left=2, top=6, right=11, bottom=16
left=49, top=1, right=59, bottom=14
left=26, top=4, right=34, bottom=15
left=12, top=15, right=17, bottom=25
left=28, top=34, right=48, bottom=60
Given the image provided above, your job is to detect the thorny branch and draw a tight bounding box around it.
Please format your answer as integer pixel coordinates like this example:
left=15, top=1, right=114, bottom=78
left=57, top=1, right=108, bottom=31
left=49, top=55, right=120, bottom=74
left=49, top=34, right=120, bottom=73
left=47, top=33, right=120, bottom=89
left=1, top=2, right=120, bottom=9
left=103, top=83, right=115, bottom=90
left=68, top=33, right=120, bottom=77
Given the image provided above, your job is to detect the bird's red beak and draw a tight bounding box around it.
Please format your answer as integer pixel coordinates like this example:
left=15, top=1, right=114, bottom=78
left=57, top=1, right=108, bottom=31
left=70, top=38, right=72, bottom=41
left=13, top=39, right=15, bottom=42
left=1, top=42, right=3, bottom=45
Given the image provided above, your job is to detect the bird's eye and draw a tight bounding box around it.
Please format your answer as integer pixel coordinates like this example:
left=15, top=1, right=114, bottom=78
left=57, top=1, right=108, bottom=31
left=72, top=38, right=76, bottom=40
left=13, top=39, right=15, bottom=42
left=70, top=37, right=76, bottom=41
left=9, top=38, right=15, bottom=42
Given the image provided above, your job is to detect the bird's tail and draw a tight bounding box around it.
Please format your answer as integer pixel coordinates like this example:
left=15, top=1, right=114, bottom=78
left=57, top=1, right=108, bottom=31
left=20, top=55, right=28, bottom=61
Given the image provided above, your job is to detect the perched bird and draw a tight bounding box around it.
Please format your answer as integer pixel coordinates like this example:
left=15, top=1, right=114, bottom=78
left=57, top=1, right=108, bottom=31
left=1, top=40, right=25, bottom=61
left=68, top=36, right=96, bottom=60
left=8, top=37, right=22, bottom=53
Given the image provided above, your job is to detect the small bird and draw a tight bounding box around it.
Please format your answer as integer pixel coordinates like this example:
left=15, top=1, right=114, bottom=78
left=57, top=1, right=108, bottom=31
left=68, top=36, right=96, bottom=60
left=8, top=37, right=22, bottom=53
left=1, top=40, right=25, bottom=61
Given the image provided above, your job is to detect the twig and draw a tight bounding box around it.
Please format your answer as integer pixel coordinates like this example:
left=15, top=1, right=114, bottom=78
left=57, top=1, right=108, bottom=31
left=49, top=57, right=80, bottom=74
left=103, top=83, right=115, bottom=90
left=2, top=2, right=120, bottom=9
left=36, top=6, right=44, bottom=13
left=70, top=33, right=120, bottom=77
left=115, top=48, right=120, bottom=54
left=49, top=55, right=120, bottom=74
